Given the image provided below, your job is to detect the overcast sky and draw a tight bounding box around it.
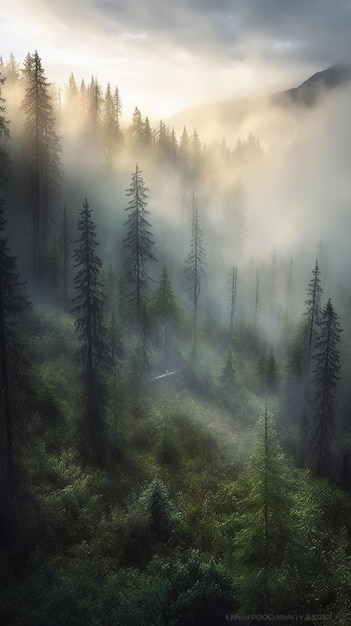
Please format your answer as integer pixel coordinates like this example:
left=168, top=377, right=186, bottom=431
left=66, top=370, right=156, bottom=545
left=2, top=0, right=351, bottom=118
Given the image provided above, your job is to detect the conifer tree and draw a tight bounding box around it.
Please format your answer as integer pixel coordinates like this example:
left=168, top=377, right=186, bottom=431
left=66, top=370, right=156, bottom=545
left=0, top=67, right=10, bottom=177
left=221, top=348, right=236, bottom=388
left=151, top=265, right=179, bottom=371
left=300, top=260, right=324, bottom=461
left=234, top=406, right=294, bottom=613
left=305, top=259, right=323, bottom=378
left=179, top=126, right=190, bottom=174
left=20, top=50, right=62, bottom=277
left=309, top=298, right=342, bottom=475
left=0, top=199, right=29, bottom=542
left=72, top=198, right=108, bottom=461
left=103, top=82, right=120, bottom=165
left=60, top=205, right=71, bottom=311
left=124, top=164, right=156, bottom=326
left=87, top=75, right=103, bottom=147
left=185, top=195, right=207, bottom=357
left=65, top=72, right=79, bottom=110
left=129, top=106, right=144, bottom=150
left=4, top=53, right=20, bottom=87
left=228, top=266, right=237, bottom=343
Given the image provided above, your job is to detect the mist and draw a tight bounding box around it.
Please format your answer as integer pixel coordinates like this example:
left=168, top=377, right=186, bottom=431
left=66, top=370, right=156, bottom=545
left=2, top=17, right=351, bottom=619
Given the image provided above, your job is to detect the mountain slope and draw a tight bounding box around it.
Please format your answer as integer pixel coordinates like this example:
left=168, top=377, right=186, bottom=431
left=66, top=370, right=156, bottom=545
left=168, top=64, right=351, bottom=142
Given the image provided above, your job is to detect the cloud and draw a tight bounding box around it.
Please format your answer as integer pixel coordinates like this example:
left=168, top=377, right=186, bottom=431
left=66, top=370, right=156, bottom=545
left=2, top=0, right=351, bottom=118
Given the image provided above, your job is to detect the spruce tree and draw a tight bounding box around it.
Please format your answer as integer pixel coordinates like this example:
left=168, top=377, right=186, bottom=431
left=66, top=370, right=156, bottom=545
left=228, top=265, right=237, bottom=343
left=300, top=260, right=324, bottom=461
left=185, top=194, right=207, bottom=357
left=234, top=406, right=294, bottom=613
left=103, top=82, right=121, bottom=166
left=72, top=198, right=108, bottom=461
left=20, top=50, right=62, bottom=278
left=305, top=259, right=323, bottom=378
left=61, top=205, right=71, bottom=311
left=124, top=164, right=156, bottom=327
left=87, top=75, right=103, bottom=148
left=309, top=298, right=342, bottom=475
left=128, top=107, right=144, bottom=150
left=0, top=66, right=10, bottom=177
left=0, top=199, right=29, bottom=542
left=151, top=265, right=179, bottom=371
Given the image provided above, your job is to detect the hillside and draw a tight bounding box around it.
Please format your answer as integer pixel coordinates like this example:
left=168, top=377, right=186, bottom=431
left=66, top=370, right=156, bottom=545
left=168, top=64, right=351, bottom=142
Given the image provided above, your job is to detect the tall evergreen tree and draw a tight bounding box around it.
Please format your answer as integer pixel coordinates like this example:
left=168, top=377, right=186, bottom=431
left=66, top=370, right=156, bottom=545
left=309, top=298, right=342, bottom=475
left=0, top=199, right=29, bottom=542
left=305, top=259, right=323, bottom=378
left=299, top=260, right=324, bottom=462
left=128, top=107, right=144, bottom=150
left=124, top=164, right=156, bottom=326
left=185, top=195, right=207, bottom=357
left=234, top=406, right=294, bottom=613
left=20, top=50, right=62, bottom=278
left=228, top=266, right=237, bottom=343
left=0, top=66, right=10, bottom=177
left=103, top=82, right=120, bottom=166
left=151, top=265, right=179, bottom=371
left=60, top=205, right=71, bottom=311
left=72, top=198, right=108, bottom=461
left=87, top=75, right=103, bottom=147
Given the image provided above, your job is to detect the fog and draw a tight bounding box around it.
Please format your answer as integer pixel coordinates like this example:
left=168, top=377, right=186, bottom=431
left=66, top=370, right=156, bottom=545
left=2, top=54, right=351, bottom=360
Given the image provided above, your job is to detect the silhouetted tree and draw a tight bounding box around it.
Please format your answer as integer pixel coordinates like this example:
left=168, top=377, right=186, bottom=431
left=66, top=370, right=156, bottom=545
left=151, top=265, right=179, bottom=370
left=228, top=266, right=237, bottom=343
left=87, top=75, right=103, bottom=148
left=305, top=259, right=323, bottom=378
left=221, top=348, right=236, bottom=387
left=309, top=298, right=342, bottom=475
left=72, top=198, right=108, bottom=461
left=124, top=164, right=156, bottom=327
left=0, top=199, right=29, bottom=543
left=60, top=205, right=71, bottom=311
left=300, top=259, right=324, bottom=461
left=129, top=106, right=144, bottom=150
left=185, top=195, right=207, bottom=357
left=20, top=50, right=62, bottom=277
left=0, top=66, right=10, bottom=178
left=103, top=82, right=121, bottom=165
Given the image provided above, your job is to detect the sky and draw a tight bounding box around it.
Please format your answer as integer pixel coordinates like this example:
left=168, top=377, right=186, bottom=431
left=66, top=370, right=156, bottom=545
left=1, top=0, right=351, bottom=119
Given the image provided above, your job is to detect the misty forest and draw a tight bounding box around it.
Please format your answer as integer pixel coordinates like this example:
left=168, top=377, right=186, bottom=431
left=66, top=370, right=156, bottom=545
left=1, top=51, right=351, bottom=626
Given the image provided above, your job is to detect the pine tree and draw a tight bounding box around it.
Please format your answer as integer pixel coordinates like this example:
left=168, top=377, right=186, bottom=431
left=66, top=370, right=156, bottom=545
left=179, top=126, right=190, bottom=174
left=124, top=164, right=156, bottom=326
left=228, top=266, right=237, bottom=343
left=20, top=50, right=62, bottom=277
left=266, top=349, right=278, bottom=391
left=151, top=264, right=179, bottom=325
left=309, top=298, right=342, bottom=475
left=305, top=259, right=323, bottom=378
left=221, top=348, right=236, bottom=387
left=87, top=75, right=103, bottom=147
left=299, top=260, right=324, bottom=462
left=60, top=205, right=71, bottom=311
left=65, top=72, right=79, bottom=110
left=185, top=195, right=207, bottom=357
left=151, top=265, right=179, bottom=371
left=4, top=53, right=20, bottom=87
left=72, top=198, right=108, bottom=461
left=0, top=199, right=29, bottom=542
left=234, top=406, right=294, bottom=613
left=0, top=66, right=10, bottom=178
left=103, top=82, right=120, bottom=166
left=129, top=106, right=144, bottom=150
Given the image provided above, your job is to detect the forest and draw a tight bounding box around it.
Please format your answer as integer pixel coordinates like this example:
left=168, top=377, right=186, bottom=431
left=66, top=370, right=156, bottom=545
left=1, top=50, right=351, bottom=625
